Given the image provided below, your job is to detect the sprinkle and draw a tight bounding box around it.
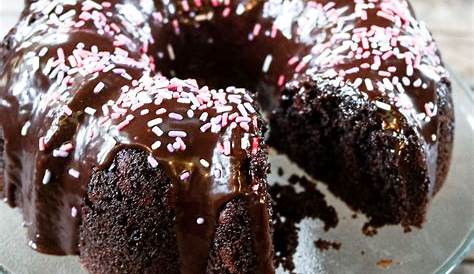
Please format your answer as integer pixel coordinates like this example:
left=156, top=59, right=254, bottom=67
left=251, top=138, right=259, bottom=154
left=180, top=171, right=190, bottom=181
left=287, top=56, right=299, bottom=66
left=168, top=131, right=187, bottom=138
left=169, top=113, right=183, bottom=120
left=364, top=78, right=374, bottom=91
left=262, top=54, right=273, bottom=73
left=223, top=140, right=231, bottom=155
left=216, top=105, right=233, bottom=113
left=243, top=102, right=255, bottom=114
left=237, top=104, right=248, bottom=117
left=42, top=170, right=52, bottom=185
left=200, top=159, right=210, bottom=168
left=71, top=207, right=77, bottom=218
left=375, top=101, right=392, bottom=111
left=196, top=217, right=205, bottom=224
left=252, top=23, right=261, bottom=36
left=147, top=118, right=163, bottom=127
left=187, top=109, right=194, bottom=118
left=167, top=44, right=175, bottom=60
left=152, top=126, right=164, bottom=136
left=151, top=141, right=162, bottom=150
left=53, top=149, right=69, bottom=158
left=68, top=168, right=80, bottom=178
left=147, top=155, right=159, bottom=168
left=84, top=107, right=96, bottom=115
left=94, top=82, right=105, bottom=93
left=39, top=137, right=46, bottom=151
left=21, top=121, right=31, bottom=136
left=63, top=106, right=73, bottom=116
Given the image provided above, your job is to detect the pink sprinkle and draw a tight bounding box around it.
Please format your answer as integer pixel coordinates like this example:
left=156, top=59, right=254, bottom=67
left=39, top=137, right=46, bottom=151
left=295, top=61, right=306, bottom=73
left=180, top=171, right=190, bottom=181
left=271, top=26, right=278, bottom=38
left=57, top=48, right=65, bottom=61
left=61, top=143, right=74, bottom=151
left=63, top=106, right=73, bottom=116
left=116, top=119, right=130, bottom=130
left=194, top=0, right=202, bottom=7
left=181, top=0, right=190, bottom=11
left=253, top=23, right=261, bottom=36
left=251, top=137, right=259, bottom=155
left=277, top=75, right=285, bottom=86
left=222, top=7, right=231, bottom=17
left=288, top=56, right=299, bottom=66
left=176, top=137, right=186, bottom=150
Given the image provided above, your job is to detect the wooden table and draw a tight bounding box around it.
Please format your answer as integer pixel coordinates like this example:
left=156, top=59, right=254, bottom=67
left=0, top=1, right=472, bottom=273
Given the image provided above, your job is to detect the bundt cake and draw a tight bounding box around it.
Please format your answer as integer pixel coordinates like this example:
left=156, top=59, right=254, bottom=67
left=0, top=0, right=453, bottom=272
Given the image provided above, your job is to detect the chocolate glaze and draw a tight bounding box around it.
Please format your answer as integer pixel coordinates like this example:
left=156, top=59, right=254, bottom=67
left=0, top=0, right=450, bottom=271
left=0, top=1, right=274, bottom=273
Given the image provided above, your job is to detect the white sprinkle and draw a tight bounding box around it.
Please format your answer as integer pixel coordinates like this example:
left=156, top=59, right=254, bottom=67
left=151, top=141, right=162, bottom=150
left=167, top=44, right=175, bottom=60
left=237, top=104, right=248, bottom=117
left=196, top=217, right=205, bottom=225
left=383, top=78, right=394, bottom=91
left=187, top=109, right=194, bottom=118
left=94, top=82, right=105, bottom=93
left=21, top=121, right=31, bottom=136
left=53, top=149, right=69, bottom=158
left=169, top=113, right=183, bottom=120
left=152, top=126, right=164, bottom=137
left=431, top=134, right=437, bottom=142
left=147, top=155, right=159, bottom=168
left=84, top=107, right=96, bottom=115
left=71, top=206, right=77, bottom=218
left=243, top=102, right=255, bottom=113
left=199, top=112, right=208, bottom=121
left=216, top=105, right=233, bottom=113
left=262, top=54, right=273, bottom=73
left=42, top=170, right=52, bottom=185
left=168, top=131, right=187, bottom=138
left=375, top=101, right=392, bottom=111
left=140, top=109, right=150, bottom=115
left=68, top=169, right=80, bottom=178
left=406, top=64, right=414, bottom=76
left=38, top=47, right=48, bottom=57
left=147, top=118, right=163, bottom=127
left=413, top=78, right=422, bottom=88
left=200, top=159, right=210, bottom=168
left=364, top=78, right=374, bottom=91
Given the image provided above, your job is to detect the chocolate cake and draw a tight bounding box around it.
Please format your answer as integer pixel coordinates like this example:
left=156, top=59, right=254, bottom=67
left=0, top=0, right=453, bottom=273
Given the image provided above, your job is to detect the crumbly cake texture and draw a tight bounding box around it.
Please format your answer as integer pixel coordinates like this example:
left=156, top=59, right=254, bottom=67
left=270, top=175, right=339, bottom=273
left=80, top=145, right=271, bottom=274
left=0, top=0, right=454, bottom=272
left=269, top=73, right=453, bottom=227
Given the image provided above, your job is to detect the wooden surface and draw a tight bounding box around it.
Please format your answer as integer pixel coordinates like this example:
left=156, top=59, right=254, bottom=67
left=0, top=1, right=472, bottom=273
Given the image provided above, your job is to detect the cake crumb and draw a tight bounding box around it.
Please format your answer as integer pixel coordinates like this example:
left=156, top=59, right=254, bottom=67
left=314, top=239, right=341, bottom=251
left=376, top=259, right=394, bottom=269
